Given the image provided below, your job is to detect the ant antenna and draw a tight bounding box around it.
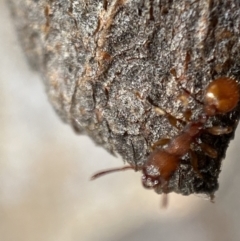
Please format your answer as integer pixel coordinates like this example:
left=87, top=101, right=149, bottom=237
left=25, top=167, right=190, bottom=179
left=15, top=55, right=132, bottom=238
left=161, top=193, right=168, bottom=208
left=91, top=166, right=134, bottom=180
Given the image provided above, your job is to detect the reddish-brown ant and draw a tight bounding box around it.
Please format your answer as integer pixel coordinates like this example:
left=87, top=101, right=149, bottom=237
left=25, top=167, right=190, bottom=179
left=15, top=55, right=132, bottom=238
left=91, top=76, right=239, bottom=205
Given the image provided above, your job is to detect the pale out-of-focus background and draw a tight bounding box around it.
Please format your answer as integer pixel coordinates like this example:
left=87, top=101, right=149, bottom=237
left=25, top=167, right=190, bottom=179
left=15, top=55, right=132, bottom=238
left=1, top=1, right=240, bottom=241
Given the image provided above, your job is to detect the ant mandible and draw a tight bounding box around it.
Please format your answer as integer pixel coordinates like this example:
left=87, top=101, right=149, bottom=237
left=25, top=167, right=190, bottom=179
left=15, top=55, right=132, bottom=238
left=91, top=76, right=239, bottom=205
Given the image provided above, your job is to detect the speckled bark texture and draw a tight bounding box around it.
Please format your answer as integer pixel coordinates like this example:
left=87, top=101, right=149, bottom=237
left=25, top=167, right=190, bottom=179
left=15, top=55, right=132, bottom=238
left=8, top=0, right=240, bottom=197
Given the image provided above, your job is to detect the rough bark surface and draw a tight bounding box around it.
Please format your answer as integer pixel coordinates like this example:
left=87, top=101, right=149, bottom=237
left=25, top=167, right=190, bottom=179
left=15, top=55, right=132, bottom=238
left=8, top=0, right=240, bottom=197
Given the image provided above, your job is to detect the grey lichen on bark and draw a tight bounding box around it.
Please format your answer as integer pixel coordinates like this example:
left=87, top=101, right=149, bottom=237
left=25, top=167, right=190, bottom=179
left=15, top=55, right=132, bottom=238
left=8, top=0, right=240, bottom=197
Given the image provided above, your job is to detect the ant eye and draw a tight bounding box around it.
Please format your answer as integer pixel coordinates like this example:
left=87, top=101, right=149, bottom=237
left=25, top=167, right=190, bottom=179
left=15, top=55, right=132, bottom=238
left=204, top=77, right=239, bottom=115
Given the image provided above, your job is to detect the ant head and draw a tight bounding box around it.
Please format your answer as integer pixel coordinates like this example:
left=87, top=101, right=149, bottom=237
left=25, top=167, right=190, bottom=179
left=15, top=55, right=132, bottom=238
left=142, top=164, right=161, bottom=189
left=204, top=77, right=239, bottom=116
left=141, top=149, right=180, bottom=190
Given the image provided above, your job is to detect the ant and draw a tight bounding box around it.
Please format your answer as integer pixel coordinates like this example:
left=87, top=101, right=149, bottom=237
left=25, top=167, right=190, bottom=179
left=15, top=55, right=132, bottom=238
left=91, top=76, right=239, bottom=206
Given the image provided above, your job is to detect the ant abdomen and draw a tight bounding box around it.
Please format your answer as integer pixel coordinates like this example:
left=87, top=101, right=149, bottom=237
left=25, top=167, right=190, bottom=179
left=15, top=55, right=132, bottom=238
left=142, top=150, right=179, bottom=189
left=204, top=77, right=239, bottom=116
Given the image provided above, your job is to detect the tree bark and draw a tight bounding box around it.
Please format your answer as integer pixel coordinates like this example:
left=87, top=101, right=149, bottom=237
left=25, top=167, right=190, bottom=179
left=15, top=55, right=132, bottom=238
left=8, top=0, right=240, bottom=197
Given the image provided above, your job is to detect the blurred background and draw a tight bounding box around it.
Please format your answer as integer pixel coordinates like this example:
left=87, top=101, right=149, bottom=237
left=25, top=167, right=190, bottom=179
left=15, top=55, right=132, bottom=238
left=1, top=1, right=240, bottom=241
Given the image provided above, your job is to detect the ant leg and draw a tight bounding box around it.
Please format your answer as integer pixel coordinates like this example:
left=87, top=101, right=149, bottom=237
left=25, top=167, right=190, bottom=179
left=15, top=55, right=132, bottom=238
left=161, top=193, right=168, bottom=209
left=199, top=142, right=218, bottom=158
left=151, top=138, right=170, bottom=151
left=183, top=109, right=192, bottom=122
left=198, top=125, right=232, bottom=158
left=206, top=126, right=233, bottom=135
left=176, top=89, right=195, bottom=123
left=193, top=140, right=218, bottom=159
left=179, top=86, right=203, bottom=105
left=178, top=167, right=182, bottom=191
left=171, top=62, right=203, bottom=107
left=210, top=194, right=215, bottom=203
left=189, top=149, right=202, bottom=178
left=167, top=113, right=186, bottom=129
left=154, top=106, right=186, bottom=129
left=151, top=99, right=188, bottom=132
left=91, top=166, right=134, bottom=180
left=160, top=178, right=169, bottom=208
